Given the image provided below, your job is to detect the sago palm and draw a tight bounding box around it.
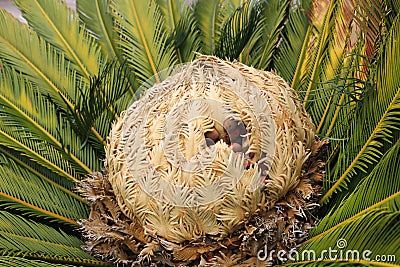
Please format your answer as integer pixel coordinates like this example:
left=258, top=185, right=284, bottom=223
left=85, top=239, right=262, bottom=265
left=0, top=0, right=398, bottom=266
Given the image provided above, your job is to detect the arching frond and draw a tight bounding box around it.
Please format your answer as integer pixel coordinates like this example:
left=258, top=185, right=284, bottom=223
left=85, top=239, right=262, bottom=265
left=63, top=61, right=135, bottom=153
left=76, top=0, right=118, bottom=61
left=15, top=0, right=103, bottom=79
left=157, top=0, right=202, bottom=63
left=194, top=0, right=222, bottom=55
left=0, top=10, right=105, bottom=144
left=273, top=1, right=311, bottom=86
left=0, top=152, right=88, bottom=226
left=0, top=211, right=106, bottom=266
left=0, top=66, right=101, bottom=180
left=0, top=10, right=76, bottom=109
left=242, top=0, right=290, bottom=69
left=294, top=210, right=400, bottom=266
left=215, top=0, right=262, bottom=60
left=0, top=257, right=76, bottom=267
left=321, top=14, right=400, bottom=203
left=111, top=0, right=177, bottom=84
left=310, top=139, right=400, bottom=239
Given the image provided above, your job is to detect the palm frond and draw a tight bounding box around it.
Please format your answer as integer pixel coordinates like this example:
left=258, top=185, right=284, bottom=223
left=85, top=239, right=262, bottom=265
left=15, top=0, right=103, bottom=79
left=0, top=211, right=108, bottom=266
left=302, top=0, right=355, bottom=107
left=0, top=152, right=88, bottom=226
left=0, top=10, right=76, bottom=109
left=310, top=139, right=400, bottom=240
left=76, top=0, right=118, bottom=61
left=215, top=0, right=262, bottom=60
left=193, top=0, right=222, bottom=55
left=157, top=0, right=202, bottom=63
left=242, top=0, right=290, bottom=69
left=0, top=10, right=105, bottom=144
left=76, top=0, right=138, bottom=99
left=0, top=66, right=99, bottom=174
left=0, top=147, right=83, bottom=202
left=111, top=0, right=177, bottom=84
left=63, top=61, right=135, bottom=153
left=156, top=0, right=184, bottom=33
left=0, top=66, right=101, bottom=180
left=294, top=210, right=400, bottom=265
left=172, top=7, right=202, bottom=63
left=193, top=0, right=242, bottom=56
left=274, top=1, right=311, bottom=84
left=321, top=13, right=400, bottom=203
left=0, top=257, right=76, bottom=267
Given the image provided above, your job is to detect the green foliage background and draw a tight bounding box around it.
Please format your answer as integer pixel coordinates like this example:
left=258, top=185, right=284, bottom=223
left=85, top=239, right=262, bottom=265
left=0, top=0, right=399, bottom=266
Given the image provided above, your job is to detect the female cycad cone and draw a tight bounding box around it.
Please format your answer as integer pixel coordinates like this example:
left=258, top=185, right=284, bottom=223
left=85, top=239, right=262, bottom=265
left=78, top=56, right=328, bottom=266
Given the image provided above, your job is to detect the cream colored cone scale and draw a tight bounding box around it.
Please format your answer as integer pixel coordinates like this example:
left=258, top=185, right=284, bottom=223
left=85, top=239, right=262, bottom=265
left=79, top=56, right=327, bottom=266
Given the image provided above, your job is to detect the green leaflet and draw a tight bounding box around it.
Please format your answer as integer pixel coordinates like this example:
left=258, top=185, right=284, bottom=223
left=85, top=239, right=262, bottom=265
left=111, top=0, right=177, bottom=83
left=322, top=13, right=400, bottom=203
left=15, top=0, right=103, bottom=79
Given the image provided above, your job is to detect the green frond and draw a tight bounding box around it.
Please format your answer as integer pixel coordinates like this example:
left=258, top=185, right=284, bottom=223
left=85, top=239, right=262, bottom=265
left=0, top=66, right=99, bottom=174
left=0, top=125, right=75, bottom=183
left=321, top=14, right=400, bottom=203
left=302, top=0, right=353, bottom=104
left=0, top=148, right=84, bottom=202
left=296, top=210, right=400, bottom=265
left=194, top=0, right=242, bottom=55
left=0, top=152, right=88, bottom=226
left=0, top=10, right=76, bottom=109
left=310, top=140, right=400, bottom=239
left=76, top=0, right=138, bottom=99
left=215, top=0, right=262, bottom=60
left=0, top=257, right=76, bottom=267
left=64, top=61, right=135, bottom=152
left=242, top=0, right=290, bottom=69
left=15, top=0, right=104, bottom=79
left=76, top=0, right=118, bottom=60
left=0, top=67, right=101, bottom=180
left=172, top=7, right=202, bottom=63
left=274, top=2, right=310, bottom=84
left=0, top=211, right=101, bottom=265
left=157, top=0, right=202, bottom=63
left=287, top=0, right=357, bottom=119
left=0, top=10, right=105, bottom=145
left=111, top=0, right=177, bottom=84
left=156, top=0, right=184, bottom=33
left=194, top=0, right=222, bottom=55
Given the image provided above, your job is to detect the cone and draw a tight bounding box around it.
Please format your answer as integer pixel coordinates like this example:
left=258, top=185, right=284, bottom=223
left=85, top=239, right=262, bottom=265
left=78, top=56, right=328, bottom=266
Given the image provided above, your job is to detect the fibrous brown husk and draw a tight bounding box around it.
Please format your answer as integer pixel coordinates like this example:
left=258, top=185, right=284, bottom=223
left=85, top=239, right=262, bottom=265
left=78, top=56, right=328, bottom=266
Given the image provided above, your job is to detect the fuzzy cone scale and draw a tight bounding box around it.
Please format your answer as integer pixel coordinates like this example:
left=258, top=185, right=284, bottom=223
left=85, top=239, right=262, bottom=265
left=78, top=56, right=328, bottom=266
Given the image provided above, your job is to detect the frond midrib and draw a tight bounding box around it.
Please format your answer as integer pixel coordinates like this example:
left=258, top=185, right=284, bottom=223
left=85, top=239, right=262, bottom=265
left=0, top=147, right=87, bottom=204
left=32, top=0, right=90, bottom=79
left=0, top=128, right=77, bottom=182
left=320, top=86, right=400, bottom=203
left=128, top=0, right=160, bottom=83
left=95, top=0, right=117, bottom=60
left=0, top=192, right=79, bottom=226
left=308, top=191, right=400, bottom=243
left=0, top=94, right=92, bottom=174
left=0, top=30, right=104, bottom=145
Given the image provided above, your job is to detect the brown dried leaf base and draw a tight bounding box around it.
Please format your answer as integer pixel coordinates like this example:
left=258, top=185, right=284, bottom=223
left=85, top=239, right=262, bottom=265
left=77, top=138, right=328, bottom=267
